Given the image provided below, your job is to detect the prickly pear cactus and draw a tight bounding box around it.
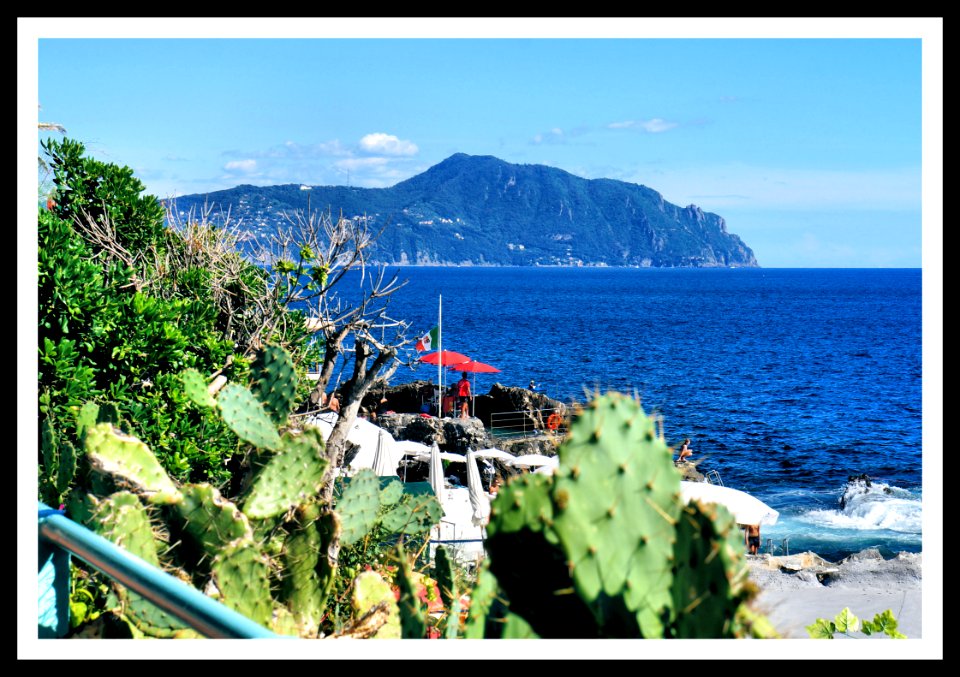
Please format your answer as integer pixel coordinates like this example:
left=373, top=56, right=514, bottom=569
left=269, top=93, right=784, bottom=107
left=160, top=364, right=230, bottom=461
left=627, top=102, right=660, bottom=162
left=242, top=427, right=329, bottom=519
left=76, top=401, right=100, bottom=436
left=433, top=545, right=456, bottom=608
left=316, top=509, right=342, bottom=611
left=181, top=368, right=217, bottom=409
left=176, top=484, right=252, bottom=556
left=250, top=345, right=298, bottom=425
left=87, top=492, right=163, bottom=567
left=550, top=393, right=680, bottom=637
left=336, top=469, right=381, bottom=546
left=464, top=560, right=500, bottom=639
left=281, top=503, right=324, bottom=637
left=41, top=417, right=58, bottom=480
left=485, top=473, right=597, bottom=637
left=40, top=417, right=60, bottom=504
left=84, top=423, right=181, bottom=505
left=478, top=392, right=768, bottom=638
left=351, top=571, right=401, bottom=639
left=216, top=383, right=282, bottom=451
left=395, top=548, right=427, bottom=639
left=56, top=440, right=77, bottom=495
left=96, top=402, right=123, bottom=427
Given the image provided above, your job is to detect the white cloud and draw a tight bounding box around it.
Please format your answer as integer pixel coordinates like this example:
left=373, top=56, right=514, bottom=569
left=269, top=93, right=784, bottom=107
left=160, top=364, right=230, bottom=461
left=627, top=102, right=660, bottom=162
left=358, top=133, right=418, bottom=157
left=607, top=118, right=679, bottom=133
left=223, top=159, right=257, bottom=173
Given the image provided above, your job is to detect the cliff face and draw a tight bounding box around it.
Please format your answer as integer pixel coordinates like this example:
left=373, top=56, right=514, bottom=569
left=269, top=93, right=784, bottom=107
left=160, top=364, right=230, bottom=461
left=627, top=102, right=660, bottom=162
left=168, top=154, right=758, bottom=268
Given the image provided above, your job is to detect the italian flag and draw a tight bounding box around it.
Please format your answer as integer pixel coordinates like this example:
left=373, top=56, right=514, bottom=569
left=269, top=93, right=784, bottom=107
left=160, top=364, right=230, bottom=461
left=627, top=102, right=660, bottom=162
left=415, top=326, right=439, bottom=352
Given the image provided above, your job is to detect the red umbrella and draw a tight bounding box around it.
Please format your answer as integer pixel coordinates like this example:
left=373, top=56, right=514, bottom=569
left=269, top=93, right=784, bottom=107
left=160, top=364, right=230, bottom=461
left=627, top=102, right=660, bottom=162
left=447, top=360, right=500, bottom=374
left=420, top=351, right=471, bottom=367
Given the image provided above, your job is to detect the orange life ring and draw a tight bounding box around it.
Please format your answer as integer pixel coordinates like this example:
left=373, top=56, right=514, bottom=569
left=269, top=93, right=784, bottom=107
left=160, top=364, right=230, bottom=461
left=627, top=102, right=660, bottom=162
left=546, top=412, right=562, bottom=431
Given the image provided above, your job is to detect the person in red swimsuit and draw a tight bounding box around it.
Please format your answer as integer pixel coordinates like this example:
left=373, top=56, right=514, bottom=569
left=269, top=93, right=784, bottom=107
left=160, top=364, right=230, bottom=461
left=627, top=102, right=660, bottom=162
left=456, top=372, right=471, bottom=419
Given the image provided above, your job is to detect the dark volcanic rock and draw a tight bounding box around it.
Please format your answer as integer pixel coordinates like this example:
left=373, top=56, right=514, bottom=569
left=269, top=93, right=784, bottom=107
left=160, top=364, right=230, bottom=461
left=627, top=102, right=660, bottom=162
left=473, top=383, right=567, bottom=430
left=378, top=412, right=494, bottom=452
left=497, top=435, right=560, bottom=457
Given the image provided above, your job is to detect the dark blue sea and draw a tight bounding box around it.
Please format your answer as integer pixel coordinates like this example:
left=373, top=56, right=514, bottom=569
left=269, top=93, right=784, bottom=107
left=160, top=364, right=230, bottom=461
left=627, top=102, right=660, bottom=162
left=318, top=267, right=923, bottom=560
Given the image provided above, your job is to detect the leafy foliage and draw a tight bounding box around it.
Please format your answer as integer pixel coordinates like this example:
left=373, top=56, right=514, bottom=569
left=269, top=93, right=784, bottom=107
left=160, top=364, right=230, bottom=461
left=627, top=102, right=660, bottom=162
left=806, top=607, right=907, bottom=639
left=37, top=139, right=318, bottom=488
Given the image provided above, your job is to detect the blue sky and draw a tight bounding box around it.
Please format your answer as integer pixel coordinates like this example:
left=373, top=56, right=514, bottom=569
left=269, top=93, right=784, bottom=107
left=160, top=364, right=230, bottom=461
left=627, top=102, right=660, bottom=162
left=27, top=20, right=939, bottom=268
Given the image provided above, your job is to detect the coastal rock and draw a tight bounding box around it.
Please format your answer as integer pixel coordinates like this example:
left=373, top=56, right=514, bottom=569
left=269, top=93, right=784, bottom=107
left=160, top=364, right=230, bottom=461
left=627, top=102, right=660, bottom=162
left=378, top=412, right=493, bottom=452
left=748, top=549, right=923, bottom=592
left=824, top=550, right=922, bottom=589
left=674, top=460, right=705, bottom=482
left=839, top=548, right=884, bottom=563
left=497, top=435, right=560, bottom=458
left=361, top=381, right=430, bottom=416
left=473, top=383, right=567, bottom=431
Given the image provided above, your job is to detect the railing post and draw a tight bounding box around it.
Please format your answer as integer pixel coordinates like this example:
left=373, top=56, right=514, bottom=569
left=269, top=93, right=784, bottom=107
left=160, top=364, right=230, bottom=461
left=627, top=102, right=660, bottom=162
left=38, top=508, right=71, bottom=638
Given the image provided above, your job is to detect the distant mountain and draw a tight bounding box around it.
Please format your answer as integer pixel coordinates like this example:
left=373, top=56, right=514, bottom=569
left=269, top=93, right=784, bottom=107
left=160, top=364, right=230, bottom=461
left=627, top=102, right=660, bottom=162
left=167, top=153, right=758, bottom=267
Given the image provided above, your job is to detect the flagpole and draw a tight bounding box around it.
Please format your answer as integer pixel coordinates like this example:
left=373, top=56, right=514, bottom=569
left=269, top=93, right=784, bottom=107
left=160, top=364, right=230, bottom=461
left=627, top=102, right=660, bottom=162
left=438, top=294, right=443, bottom=414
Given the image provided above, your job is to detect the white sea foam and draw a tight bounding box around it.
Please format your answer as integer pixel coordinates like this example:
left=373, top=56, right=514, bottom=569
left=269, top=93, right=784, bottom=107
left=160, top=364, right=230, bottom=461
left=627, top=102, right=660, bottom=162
left=798, top=480, right=921, bottom=534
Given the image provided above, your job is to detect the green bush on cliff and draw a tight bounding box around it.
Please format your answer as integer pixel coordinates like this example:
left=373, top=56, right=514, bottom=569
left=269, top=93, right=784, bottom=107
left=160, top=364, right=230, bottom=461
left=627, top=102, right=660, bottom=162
left=38, top=138, right=314, bottom=493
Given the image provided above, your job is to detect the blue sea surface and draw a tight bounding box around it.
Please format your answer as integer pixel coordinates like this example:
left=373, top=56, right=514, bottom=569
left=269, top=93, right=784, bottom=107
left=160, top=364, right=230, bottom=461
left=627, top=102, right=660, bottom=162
left=319, top=267, right=923, bottom=560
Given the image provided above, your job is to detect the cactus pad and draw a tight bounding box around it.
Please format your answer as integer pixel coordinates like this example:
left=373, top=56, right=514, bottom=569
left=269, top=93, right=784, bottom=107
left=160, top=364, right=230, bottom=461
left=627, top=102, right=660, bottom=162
left=668, top=501, right=750, bottom=638
left=56, top=440, right=77, bottom=494
left=41, top=417, right=57, bottom=477
left=380, top=493, right=443, bottom=536
left=395, top=548, right=427, bottom=639
left=88, top=491, right=196, bottom=637
left=433, top=545, right=456, bottom=608
left=216, top=383, right=282, bottom=451
left=85, top=423, right=181, bottom=505
left=379, top=478, right=403, bottom=507
left=75, top=402, right=99, bottom=436
left=210, top=540, right=274, bottom=628
left=181, top=368, right=216, bottom=409
left=282, top=516, right=324, bottom=637
left=242, top=428, right=329, bottom=519
left=351, top=571, right=401, bottom=639
left=251, top=345, right=298, bottom=425
left=176, top=484, right=252, bottom=556
left=336, top=470, right=381, bottom=546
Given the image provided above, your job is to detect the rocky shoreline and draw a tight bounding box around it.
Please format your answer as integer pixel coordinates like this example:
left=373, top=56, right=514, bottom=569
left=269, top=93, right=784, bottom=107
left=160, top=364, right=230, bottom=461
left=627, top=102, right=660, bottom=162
left=748, top=548, right=923, bottom=638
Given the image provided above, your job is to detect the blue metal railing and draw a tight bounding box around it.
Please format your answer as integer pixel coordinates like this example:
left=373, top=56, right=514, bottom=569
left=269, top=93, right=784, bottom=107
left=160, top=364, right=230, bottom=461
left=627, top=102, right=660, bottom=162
left=38, top=502, right=283, bottom=639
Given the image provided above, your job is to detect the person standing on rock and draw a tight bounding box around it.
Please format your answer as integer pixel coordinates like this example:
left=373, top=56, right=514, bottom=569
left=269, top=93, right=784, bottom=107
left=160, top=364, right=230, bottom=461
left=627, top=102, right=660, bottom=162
left=745, top=524, right=761, bottom=555
left=457, top=372, right=472, bottom=419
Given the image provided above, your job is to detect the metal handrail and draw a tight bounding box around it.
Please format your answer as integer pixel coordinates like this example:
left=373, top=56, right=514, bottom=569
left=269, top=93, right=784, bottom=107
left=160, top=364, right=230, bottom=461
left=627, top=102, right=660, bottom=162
left=38, top=503, right=282, bottom=639
left=490, top=407, right=565, bottom=438
left=705, top=469, right=724, bottom=486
